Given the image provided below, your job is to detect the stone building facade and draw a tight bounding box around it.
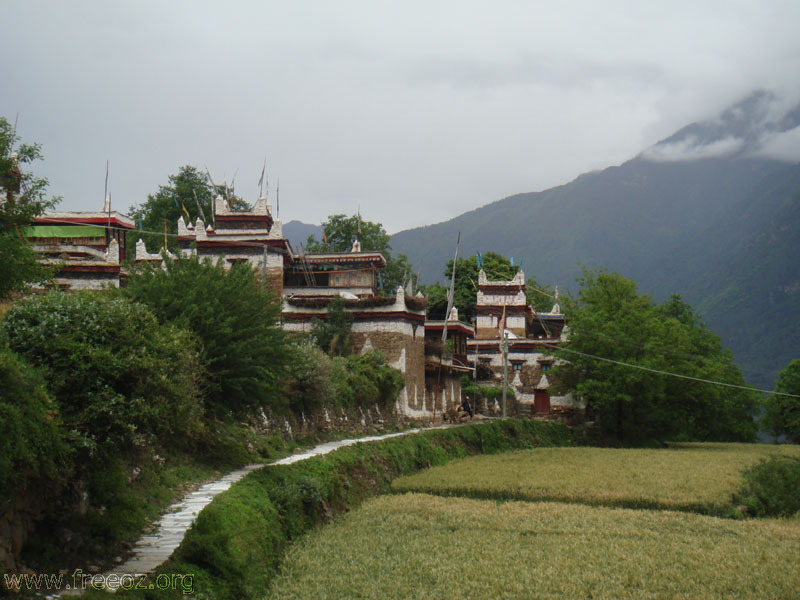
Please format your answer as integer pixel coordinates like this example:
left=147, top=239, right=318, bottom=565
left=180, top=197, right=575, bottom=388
left=25, top=197, right=134, bottom=290
left=468, top=268, right=582, bottom=420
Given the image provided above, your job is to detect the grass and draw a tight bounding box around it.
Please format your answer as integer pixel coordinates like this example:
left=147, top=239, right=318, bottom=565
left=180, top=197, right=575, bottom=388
left=391, top=443, right=800, bottom=514
left=267, top=493, right=800, bottom=600
left=101, top=420, right=572, bottom=599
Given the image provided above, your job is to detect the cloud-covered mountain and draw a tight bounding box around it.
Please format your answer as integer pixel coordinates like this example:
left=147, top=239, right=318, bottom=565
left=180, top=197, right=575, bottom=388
left=390, top=91, right=800, bottom=389
left=642, top=90, right=800, bottom=162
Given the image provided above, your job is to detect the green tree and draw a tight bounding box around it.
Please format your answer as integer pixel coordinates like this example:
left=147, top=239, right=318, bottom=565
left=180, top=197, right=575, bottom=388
left=0, top=347, right=72, bottom=503
left=311, top=297, right=353, bottom=356
left=305, top=213, right=415, bottom=294
left=128, top=165, right=247, bottom=257
left=763, top=359, right=800, bottom=442
left=2, top=292, right=204, bottom=455
left=123, top=256, right=287, bottom=416
left=0, top=117, right=59, bottom=298
left=423, top=252, right=554, bottom=321
left=552, top=269, right=757, bottom=444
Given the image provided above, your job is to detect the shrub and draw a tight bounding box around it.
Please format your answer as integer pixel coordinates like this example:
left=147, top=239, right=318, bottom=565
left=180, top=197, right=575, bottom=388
left=2, top=292, right=204, bottom=455
left=284, top=339, right=336, bottom=413
left=311, top=297, right=353, bottom=356
left=0, top=347, right=71, bottom=502
left=737, top=456, right=800, bottom=518
left=124, top=256, right=287, bottom=416
left=333, top=351, right=405, bottom=411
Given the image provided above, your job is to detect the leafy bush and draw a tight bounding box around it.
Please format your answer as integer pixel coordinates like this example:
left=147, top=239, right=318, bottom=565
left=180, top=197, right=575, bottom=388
left=124, top=256, right=287, bottom=416
left=0, top=347, right=71, bottom=501
left=284, top=343, right=403, bottom=414
left=737, top=456, right=800, bottom=517
left=311, top=297, right=353, bottom=356
left=284, top=339, right=336, bottom=413
left=333, top=351, right=405, bottom=411
left=2, top=292, right=204, bottom=454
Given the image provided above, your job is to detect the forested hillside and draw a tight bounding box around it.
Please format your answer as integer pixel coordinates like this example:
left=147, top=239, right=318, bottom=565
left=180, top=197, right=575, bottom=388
left=390, top=93, right=800, bottom=389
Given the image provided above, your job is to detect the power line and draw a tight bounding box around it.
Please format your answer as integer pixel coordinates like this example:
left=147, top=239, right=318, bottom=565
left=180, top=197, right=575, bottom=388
left=542, top=343, right=800, bottom=398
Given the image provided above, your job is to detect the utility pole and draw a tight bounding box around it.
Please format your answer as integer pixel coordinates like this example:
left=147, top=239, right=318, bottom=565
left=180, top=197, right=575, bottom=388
left=501, top=331, right=508, bottom=418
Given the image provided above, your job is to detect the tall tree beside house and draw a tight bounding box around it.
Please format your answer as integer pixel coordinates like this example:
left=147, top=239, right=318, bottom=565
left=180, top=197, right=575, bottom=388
left=423, top=252, right=555, bottom=321
left=305, top=213, right=415, bottom=295
left=551, top=269, right=759, bottom=444
left=122, top=255, right=288, bottom=417
left=0, top=117, right=59, bottom=299
left=127, top=165, right=247, bottom=258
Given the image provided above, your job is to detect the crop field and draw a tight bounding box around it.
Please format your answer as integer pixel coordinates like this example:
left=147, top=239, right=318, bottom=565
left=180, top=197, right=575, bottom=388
left=391, top=443, right=800, bottom=514
left=267, top=493, right=800, bottom=599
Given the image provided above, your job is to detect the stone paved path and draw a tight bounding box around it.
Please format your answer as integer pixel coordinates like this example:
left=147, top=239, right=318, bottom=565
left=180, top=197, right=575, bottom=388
left=84, top=426, right=451, bottom=591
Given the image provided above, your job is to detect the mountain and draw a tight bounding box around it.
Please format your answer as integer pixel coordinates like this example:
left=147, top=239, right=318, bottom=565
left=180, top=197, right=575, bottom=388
left=390, top=91, right=800, bottom=389
left=283, top=220, right=323, bottom=251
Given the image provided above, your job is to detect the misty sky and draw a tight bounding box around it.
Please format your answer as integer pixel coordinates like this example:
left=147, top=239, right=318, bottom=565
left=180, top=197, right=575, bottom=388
left=3, top=1, right=800, bottom=233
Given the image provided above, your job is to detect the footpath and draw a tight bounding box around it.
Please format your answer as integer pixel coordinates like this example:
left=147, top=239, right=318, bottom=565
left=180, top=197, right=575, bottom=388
left=86, top=425, right=456, bottom=591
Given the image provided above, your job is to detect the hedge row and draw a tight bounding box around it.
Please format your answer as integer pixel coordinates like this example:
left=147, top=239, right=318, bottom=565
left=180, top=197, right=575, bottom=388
left=113, top=420, right=572, bottom=600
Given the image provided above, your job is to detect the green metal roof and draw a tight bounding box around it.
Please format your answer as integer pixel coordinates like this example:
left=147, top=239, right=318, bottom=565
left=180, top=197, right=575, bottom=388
left=25, top=225, right=106, bottom=238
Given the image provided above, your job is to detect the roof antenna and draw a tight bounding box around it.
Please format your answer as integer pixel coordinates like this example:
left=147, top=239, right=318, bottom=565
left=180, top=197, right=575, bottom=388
left=276, top=177, right=280, bottom=219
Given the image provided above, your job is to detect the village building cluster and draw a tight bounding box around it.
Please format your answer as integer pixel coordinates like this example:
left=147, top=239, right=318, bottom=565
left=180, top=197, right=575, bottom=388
left=26, top=196, right=583, bottom=422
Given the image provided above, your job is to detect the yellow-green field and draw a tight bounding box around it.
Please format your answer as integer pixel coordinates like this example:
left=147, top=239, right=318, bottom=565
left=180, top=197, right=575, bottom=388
left=391, top=443, right=800, bottom=513
left=267, top=493, right=800, bottom=599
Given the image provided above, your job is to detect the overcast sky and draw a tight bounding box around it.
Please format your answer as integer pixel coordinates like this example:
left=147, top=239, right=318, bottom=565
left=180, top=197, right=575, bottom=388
left=3, top=1, right=800, bottom=233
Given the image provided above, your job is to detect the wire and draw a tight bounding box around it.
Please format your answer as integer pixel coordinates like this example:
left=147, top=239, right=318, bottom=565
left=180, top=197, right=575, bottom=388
left=542, top=343, right=800, bottom=398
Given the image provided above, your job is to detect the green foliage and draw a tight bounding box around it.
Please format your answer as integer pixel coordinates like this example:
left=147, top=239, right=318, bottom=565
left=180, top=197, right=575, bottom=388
left=2, top=292, right=204, bottom=454
left=0, top=347, right=71, bottom=502
left=127, top=165, right=248, bottom=257
left=737, top=457, right=800, bottom=517
left=0, top=116, right=58, bottom=298
left=553, top=269, right=759, bottom=444
left=305, top=213, right=415, bottom=294
left=311, top=297, right=353, bottom=356
left=284, top=339, right=337, bottom=413
left=335, top=351, right=405, bottom=411
left=762, top=358, right=800, bottom=442
left=123, top=256, right=287, bottom=416
left=423, top=251, right=554, bottom=321
left=286, top=339, right=404, bottom=414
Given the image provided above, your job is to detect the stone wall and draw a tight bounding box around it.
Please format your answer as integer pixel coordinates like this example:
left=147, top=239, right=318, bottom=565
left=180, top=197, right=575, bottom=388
left=350, top=321, right=427, bottom=418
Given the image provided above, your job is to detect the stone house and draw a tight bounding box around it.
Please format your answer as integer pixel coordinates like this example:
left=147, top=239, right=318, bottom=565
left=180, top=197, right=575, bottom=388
left=468, top=267, right=582, bottom=420
left=24, top=197, right=134, bottom=290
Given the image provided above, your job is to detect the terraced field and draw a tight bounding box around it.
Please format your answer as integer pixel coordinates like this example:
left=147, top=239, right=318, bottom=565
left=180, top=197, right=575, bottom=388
left=267, top=443, right=800, bottom=599
left=391, top=443, right=800, bottom=514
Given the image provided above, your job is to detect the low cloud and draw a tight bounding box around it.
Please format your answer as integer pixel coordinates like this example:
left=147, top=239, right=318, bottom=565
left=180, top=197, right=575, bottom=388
left=641, top=135, right=744, bottom=162
left=754, top=126, right=800, bottom=162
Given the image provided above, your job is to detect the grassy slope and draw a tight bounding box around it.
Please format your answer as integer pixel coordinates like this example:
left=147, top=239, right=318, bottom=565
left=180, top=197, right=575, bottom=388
left=268, top=493, right=800, bottom=600
left=392, top=443, right=800, bottom=515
